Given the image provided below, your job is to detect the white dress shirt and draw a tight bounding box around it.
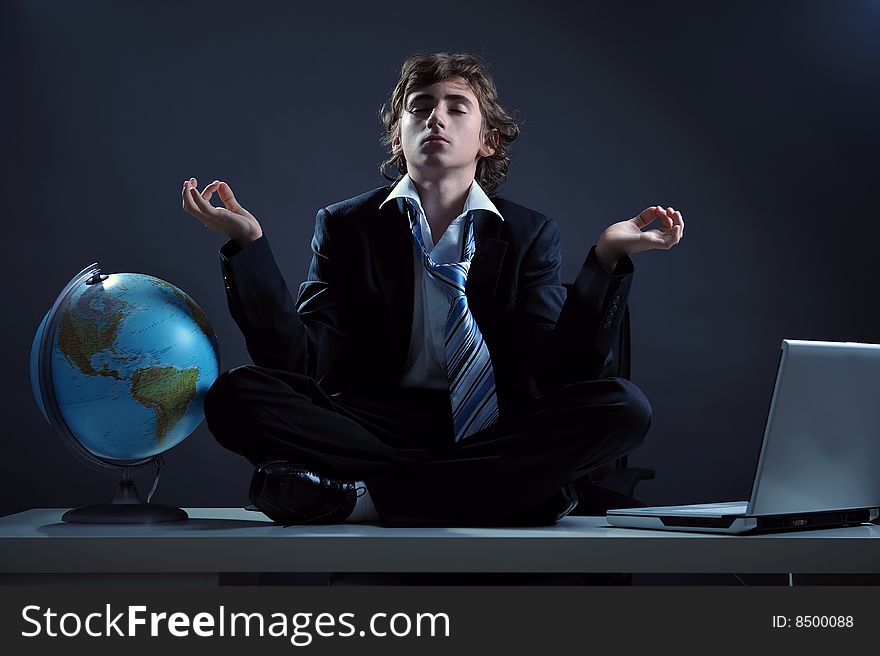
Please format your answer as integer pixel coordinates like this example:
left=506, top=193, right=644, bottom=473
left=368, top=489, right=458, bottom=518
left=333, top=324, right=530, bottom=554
left=379, top=175, right=504, bottom=390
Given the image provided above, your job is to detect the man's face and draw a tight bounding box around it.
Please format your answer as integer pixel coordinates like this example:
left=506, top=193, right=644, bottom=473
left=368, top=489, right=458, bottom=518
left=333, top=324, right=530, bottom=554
left=393, top=77, right=497, bottom=180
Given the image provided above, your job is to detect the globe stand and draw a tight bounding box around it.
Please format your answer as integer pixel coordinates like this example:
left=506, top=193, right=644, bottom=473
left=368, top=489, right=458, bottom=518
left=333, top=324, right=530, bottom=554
left=61, top=477, right=188, bottom=524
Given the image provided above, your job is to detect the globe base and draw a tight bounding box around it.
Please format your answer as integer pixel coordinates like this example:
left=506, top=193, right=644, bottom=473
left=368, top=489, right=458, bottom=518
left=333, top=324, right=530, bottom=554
left=61, top=478, right=188, bottom=524
left=62, top=503, right=188, bottom=524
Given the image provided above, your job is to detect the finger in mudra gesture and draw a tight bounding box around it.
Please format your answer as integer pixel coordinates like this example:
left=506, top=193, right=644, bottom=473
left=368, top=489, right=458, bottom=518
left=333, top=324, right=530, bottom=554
left=595, top=205, right=684, bottom=272
left=181, top=177, right=263, bottom=248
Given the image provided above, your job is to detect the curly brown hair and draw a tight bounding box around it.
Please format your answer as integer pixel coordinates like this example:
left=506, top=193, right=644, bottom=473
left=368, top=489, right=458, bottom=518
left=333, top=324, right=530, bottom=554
left=378, top=52, right=521, bottom=196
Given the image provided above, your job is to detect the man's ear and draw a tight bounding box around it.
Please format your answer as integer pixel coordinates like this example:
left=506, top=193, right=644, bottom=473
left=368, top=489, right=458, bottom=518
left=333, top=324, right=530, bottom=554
left=392, top=137, right=402, bottom=155
left=479, top=128, right=499, bottom=157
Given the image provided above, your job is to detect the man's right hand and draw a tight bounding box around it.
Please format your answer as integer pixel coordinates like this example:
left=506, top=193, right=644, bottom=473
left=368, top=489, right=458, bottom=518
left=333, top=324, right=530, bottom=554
left=182, top=177, right=263, bottom=248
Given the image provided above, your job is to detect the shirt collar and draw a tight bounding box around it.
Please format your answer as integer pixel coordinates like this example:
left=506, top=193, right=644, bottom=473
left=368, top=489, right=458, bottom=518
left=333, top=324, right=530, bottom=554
left=379, top=174, right=504, bottom=222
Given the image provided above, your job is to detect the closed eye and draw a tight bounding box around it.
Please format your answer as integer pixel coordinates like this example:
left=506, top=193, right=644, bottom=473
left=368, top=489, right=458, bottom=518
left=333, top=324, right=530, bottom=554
left=411, top=108, right=467, bottom=114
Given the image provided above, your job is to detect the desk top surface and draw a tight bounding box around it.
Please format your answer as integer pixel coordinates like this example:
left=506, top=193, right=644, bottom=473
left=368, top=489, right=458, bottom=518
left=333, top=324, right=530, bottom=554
left=1, top=507, right=879, bottom=539
left=1, top=508, right=879, bottom=574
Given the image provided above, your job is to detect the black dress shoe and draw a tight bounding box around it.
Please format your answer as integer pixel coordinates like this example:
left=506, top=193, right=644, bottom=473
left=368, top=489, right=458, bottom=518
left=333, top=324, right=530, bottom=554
left=249, top=461, right=359, bottom=526
left=506, top=482, right=580, bottom=526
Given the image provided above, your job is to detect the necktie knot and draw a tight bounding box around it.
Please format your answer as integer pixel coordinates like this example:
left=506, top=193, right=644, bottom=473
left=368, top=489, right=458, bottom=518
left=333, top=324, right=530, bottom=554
left=406, top=199, right=473, bottom=302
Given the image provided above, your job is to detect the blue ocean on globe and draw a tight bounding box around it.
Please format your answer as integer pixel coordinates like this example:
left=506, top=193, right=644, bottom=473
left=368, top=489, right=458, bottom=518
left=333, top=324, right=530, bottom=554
left=30, top=272, right=220, bottom=461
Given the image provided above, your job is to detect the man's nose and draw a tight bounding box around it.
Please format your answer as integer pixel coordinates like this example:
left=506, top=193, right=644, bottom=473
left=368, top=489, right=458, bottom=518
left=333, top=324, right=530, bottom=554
left=426, top=108, right=447, bottom=128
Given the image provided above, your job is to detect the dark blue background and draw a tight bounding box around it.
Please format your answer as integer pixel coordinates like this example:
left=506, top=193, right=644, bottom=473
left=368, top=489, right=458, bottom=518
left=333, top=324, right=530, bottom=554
left=4, top=0, right=878, bottom=519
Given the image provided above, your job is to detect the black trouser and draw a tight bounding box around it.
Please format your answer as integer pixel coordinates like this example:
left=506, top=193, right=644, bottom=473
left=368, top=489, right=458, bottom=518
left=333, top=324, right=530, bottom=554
left=203, top=366, right=652, bottom=526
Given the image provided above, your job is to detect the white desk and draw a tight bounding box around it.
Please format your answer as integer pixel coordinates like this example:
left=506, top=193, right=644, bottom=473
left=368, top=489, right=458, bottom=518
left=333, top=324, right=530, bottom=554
left=1, top=508, right=879, bottom=585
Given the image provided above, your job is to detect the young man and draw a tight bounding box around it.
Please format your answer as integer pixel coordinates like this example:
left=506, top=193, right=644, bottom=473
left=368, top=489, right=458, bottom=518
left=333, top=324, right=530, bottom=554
left=181, top=52, right=683, bottom=527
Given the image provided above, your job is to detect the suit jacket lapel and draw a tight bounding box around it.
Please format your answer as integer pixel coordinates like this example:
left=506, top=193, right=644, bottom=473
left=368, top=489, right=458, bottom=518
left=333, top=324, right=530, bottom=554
left=467, top=208, right=507, bottom=328
left=372, top=197, right=415, bottom=374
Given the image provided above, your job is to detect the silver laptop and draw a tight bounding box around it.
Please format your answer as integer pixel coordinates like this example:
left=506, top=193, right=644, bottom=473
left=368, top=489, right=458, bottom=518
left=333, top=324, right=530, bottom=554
left=606, top=340, right=880, bottom=534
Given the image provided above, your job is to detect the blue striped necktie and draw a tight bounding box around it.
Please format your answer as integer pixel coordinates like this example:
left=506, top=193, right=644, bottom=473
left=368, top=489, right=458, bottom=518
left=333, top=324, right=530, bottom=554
left=405, top=198, right=500, bottom=442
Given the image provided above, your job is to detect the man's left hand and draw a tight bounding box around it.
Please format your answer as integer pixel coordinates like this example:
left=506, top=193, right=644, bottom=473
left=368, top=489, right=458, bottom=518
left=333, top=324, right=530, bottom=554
left=595, top=205, right=684, bottom=274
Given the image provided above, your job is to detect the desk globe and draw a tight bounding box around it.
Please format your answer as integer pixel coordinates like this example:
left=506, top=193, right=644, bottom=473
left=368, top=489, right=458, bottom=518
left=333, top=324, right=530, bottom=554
left=30, top=263, right=220, bottom=523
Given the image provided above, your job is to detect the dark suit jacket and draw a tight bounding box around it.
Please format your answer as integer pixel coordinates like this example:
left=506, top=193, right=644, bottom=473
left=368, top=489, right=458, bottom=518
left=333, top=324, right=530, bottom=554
left=219, top=185, right=635, bottom=416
